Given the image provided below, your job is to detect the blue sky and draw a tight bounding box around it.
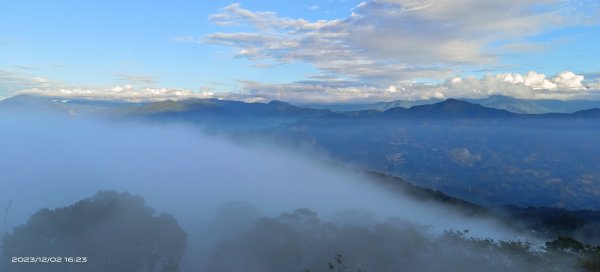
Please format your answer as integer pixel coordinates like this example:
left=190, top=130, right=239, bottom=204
left=1, top=0, right=599, bottom=102
left=0, top=1, right=360, bottom=88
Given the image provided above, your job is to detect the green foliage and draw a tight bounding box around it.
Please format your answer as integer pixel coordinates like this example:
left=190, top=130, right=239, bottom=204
left=546, top=236, right=586, bottom=253
left=545, top=236, right=600, bottom=272
left=1, top=191, right=187, bottom=272
left=208, top=209, right=584, bottom=272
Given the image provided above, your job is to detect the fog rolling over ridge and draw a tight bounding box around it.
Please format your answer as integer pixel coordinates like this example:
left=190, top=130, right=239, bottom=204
left=0, top=112, right=576, bottom=271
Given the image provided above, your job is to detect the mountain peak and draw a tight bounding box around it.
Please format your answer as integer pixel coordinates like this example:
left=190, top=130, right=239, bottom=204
left=444, top=98, right=481, bottom=104
left=383, top=98, right=516, bottom=118
left=415, top=98, right=484, bottom=112
left=570, top=108, right=600, bottom=118
left=437, top=98, right=475, bottom=106
left=268, top=100, right=292, bottom=107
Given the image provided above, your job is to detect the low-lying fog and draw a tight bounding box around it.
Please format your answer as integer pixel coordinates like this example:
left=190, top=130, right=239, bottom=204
left=0, top=112, right=561, bottom=271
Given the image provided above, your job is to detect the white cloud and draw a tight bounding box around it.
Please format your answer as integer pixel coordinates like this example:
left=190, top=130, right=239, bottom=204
left=0, top=70, right=56, bottom=98
left=200, top=1, right=589, bottom=84
left=5, top=70, right=599, bottom=103
left=493, top=71, right=585, bottom=91
left=445, top=71, right=593, bottom=100
left=495, top=71, right=558, bottom=90
left=229, top=70, right=600, bottom=103
left=1, top=70, right=209, bottom=102
left=552, top=71, right=585, bottom=89
left=18, top=85, right=213, bottom=102
left=229, top=80, right=446, bottom=103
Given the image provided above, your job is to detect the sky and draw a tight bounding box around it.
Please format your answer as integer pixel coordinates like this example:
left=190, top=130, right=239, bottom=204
left=1, top=0, right=600, bottom=102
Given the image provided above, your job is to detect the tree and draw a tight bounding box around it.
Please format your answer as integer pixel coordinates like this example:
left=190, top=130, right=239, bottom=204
left=1, top=191, right=187, bottom=272
left=546, top=236, right=586, bottom=253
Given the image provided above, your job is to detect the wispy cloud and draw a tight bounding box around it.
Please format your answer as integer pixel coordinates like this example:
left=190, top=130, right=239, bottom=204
left=114, top=73, right=159, bottom=85
left=201, top=1, right=589, bottom=84
left=171, top=35, right=197, bottom=43
left=13, top=65, right=36, bottom=70
left=0, top=70, right=57, bottom=98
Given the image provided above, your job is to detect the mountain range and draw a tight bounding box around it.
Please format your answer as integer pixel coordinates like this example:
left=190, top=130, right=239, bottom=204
left=2, top=94, right=600, bottom=121
left=302, top=95, right=600, bottom=114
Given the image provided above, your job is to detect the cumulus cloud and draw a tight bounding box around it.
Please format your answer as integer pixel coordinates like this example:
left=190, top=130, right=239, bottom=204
left=5, top=70, right=599, bottom=103
left=445, top=71, right=593, bottom=100
left=487, top=71, right=584, bottom=90
left=496, top=72, right=558, bottom=90
left=0, top=70, right=214, bottom=102
left=228, top=70, right=600, bottom=103
left=553, top=71, right=585, bottom=89
left=198, top=1, right=590, bottom=84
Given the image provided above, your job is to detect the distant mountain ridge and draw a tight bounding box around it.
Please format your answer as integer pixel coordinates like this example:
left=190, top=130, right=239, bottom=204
left=0, top=94, right=329, bottom=116
left=383, top=98, right=516, bottom=119
left=2, top=94, right=599, bottom=121
left=300, top=98, right=444, bottom=112
left=317, top=98, right=600, bottom=120
left=302, top=95, right=600, bottom=114
left=467, top=95, right=600, bottom=114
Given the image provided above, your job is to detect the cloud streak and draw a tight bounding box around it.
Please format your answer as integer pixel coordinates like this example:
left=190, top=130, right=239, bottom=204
left=0, top=70, right=54, bottom=98
left=114, top=73, right=159, bottom=85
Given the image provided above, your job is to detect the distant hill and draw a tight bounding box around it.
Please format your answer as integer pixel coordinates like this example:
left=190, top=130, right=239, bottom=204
left=301, top=95, right=600, bottom=114
left=467, top=95, right=600, bottom=114
left=0, top=95, right=332, bottom=131
left=300, top=98, right=443, bottom=112
left=384, top=99, right=517, bottom=119
left=312, top=99, right=599, bottom=120
left=117, top=98, right=331, bottom=124
left=368, top=171, right=600, bottom=243
left=570, top=108, right=600, bottom=119
left=267, top=99, right=600, bottom=210
left=0, top=94, right=139, bottom=116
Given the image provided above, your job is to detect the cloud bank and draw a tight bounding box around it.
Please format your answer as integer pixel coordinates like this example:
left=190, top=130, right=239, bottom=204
left=3, top=69, right=599, bottom=103
left=227, top=70, right=597, bottom=103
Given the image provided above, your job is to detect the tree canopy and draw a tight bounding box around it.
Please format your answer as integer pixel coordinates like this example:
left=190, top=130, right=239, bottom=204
left=1, top=191, right=187, bottom=272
